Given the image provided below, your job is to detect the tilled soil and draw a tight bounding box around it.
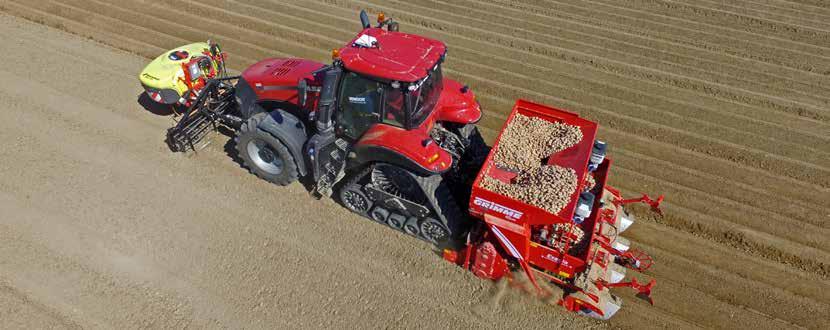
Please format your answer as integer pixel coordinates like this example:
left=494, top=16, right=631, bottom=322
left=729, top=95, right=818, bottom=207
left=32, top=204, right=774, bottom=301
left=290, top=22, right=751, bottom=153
left=1, top=0, right=829, bottom=328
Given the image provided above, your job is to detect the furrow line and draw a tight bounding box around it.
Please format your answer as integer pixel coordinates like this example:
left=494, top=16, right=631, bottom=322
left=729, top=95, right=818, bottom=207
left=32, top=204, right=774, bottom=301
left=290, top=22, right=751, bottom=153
left=641, top=0, right=830, bottom=42
left=477, top=0, right=830, bottom=73
left=740, top=0, right=830, bottom=19
left=59, top=0, right=306, bottom=61
left=612, top=173, right=830, bottom=276
left=533, top=0, right=830, bottom=78
left=388, top=0, right=830, bottom=108
left=777, top=0, right=830, bottom=10
left=0, top=2, right=165, bottom=63
left=630, top=222, right=830, bottom=304
left=252, top=0, right=830, bottom=139
left=553, top=0, right=830, bottom=51
left=632, top=238, right=825, bottom=329
left=449, top=70, right=830, bottom=187
left=611, top=162, right=830, bottom=252
left=446, top=58, right=830, bottom=162
left=668, top=0, right=830, bottom=31
left=613, top=149, right=827, bottom=227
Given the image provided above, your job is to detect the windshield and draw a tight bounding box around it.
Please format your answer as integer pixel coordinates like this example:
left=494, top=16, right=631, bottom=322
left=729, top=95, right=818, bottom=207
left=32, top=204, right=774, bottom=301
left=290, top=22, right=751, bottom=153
left=335, top=65, right=443, bottom=132
left=407, top=65, right=443, bottom=127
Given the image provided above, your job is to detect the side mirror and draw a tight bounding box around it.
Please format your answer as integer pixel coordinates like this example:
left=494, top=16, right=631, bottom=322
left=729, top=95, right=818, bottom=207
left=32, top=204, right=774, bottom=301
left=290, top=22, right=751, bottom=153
left=359, top=10, right=371, bottom=29
left=388, top=22, right=399, bottom=32
left=297, top=79, right=308, bottom=107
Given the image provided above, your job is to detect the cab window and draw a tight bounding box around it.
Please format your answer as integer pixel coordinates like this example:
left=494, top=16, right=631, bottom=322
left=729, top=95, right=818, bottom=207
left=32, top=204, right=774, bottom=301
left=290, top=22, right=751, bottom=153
left=337, top=72, right=382, bottom=139
left=383, top=87, right=405, bottom=127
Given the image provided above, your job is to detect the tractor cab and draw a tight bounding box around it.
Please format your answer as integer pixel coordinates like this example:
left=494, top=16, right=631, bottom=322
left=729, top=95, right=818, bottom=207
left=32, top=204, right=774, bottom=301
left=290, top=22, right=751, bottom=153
left=291, top=12, right=483, bottom=197
left=331, top=47, right=445, bottom=139
left=297, top=26, right=479, bottom=183
left=315, top=12, right=463, bottom=137
left=235, top=12, right=477, bottom=143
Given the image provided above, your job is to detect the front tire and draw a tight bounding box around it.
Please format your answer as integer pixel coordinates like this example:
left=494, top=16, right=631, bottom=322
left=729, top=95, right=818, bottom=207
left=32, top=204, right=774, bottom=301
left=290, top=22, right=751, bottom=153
left=235, top=113, right=299, bottom=186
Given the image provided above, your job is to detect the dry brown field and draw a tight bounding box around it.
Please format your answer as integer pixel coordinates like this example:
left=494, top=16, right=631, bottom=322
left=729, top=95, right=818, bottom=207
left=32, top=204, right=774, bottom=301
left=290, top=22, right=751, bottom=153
left=0, top=0, right=827, bottom=328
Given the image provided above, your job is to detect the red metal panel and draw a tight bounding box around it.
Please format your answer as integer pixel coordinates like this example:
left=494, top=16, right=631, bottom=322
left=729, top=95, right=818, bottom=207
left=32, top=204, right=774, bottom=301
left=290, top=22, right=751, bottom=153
left=485, top=215, right=531, bottom=261
left=527, top=242, right=584, bottom=276
left=355, top=120, right=452, bottom=173
left=339, top=28, right=447, bottom=82
left=240, top=58, right=325, bottom=106
left=470, top=241, right=508, bottom=280
left=433, top=79, right=482, bottom=125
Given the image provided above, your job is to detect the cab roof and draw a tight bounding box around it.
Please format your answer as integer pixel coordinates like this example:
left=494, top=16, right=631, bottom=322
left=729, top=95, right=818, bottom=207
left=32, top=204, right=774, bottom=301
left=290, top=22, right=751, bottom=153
left=338, top=28, right=446, bottom=83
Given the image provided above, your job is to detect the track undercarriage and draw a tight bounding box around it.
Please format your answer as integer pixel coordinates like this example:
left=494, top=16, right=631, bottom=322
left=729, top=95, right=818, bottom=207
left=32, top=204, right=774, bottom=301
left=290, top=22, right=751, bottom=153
left=164, top=80, right=485, bottom=249
left=337, top=126, right=488, bottom=247
left=339, top=132, right=487, bottom=247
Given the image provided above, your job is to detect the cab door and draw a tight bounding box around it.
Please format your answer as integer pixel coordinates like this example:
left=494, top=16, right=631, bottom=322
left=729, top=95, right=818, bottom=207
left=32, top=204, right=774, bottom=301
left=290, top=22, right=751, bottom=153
left=335, top=72, right=384, bottom=140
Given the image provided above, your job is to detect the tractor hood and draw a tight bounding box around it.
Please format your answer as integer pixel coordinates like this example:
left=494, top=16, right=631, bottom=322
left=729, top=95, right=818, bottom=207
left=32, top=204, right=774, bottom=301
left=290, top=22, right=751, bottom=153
left=240, top=58, right=325, bottom=106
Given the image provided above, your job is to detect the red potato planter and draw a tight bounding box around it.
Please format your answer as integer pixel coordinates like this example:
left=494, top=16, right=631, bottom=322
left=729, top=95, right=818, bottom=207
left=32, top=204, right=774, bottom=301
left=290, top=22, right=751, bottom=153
left=454, top=100, right=661, bottom=318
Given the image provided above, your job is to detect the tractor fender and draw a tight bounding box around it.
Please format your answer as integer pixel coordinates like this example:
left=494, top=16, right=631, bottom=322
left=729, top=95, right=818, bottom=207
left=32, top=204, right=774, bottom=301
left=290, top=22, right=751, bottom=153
left=234, top=77, right=262, bottom=119
left=350, top=145, right=445, bottom=176
left=350, top=124, right=452, bottom=176
left=434, top=79, right=482, bottom=125
left=257, top=109, right=308, bottom=176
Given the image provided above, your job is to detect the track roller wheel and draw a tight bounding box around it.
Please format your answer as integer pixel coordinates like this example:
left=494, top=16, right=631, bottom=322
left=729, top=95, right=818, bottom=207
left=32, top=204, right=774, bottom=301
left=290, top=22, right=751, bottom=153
left=388, top=213, right=406, bottom=230
left=370, top=206, right=390, bottom=224
left=419, top=217, right=451, bottom=244
left=339, top=183, right=373, bottom=216
left=403, top=217, right=420, bottom=236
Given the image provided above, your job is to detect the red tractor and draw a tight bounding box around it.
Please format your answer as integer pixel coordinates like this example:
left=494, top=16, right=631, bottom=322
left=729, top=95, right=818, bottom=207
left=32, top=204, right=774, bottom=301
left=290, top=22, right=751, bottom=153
left=163, top=11, right=661, bottom=319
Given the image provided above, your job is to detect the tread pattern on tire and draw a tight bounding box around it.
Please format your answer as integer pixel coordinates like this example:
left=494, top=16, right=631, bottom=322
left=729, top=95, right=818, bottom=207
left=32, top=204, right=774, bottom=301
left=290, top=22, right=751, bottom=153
left=234, top=112, right=299, bottom=186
